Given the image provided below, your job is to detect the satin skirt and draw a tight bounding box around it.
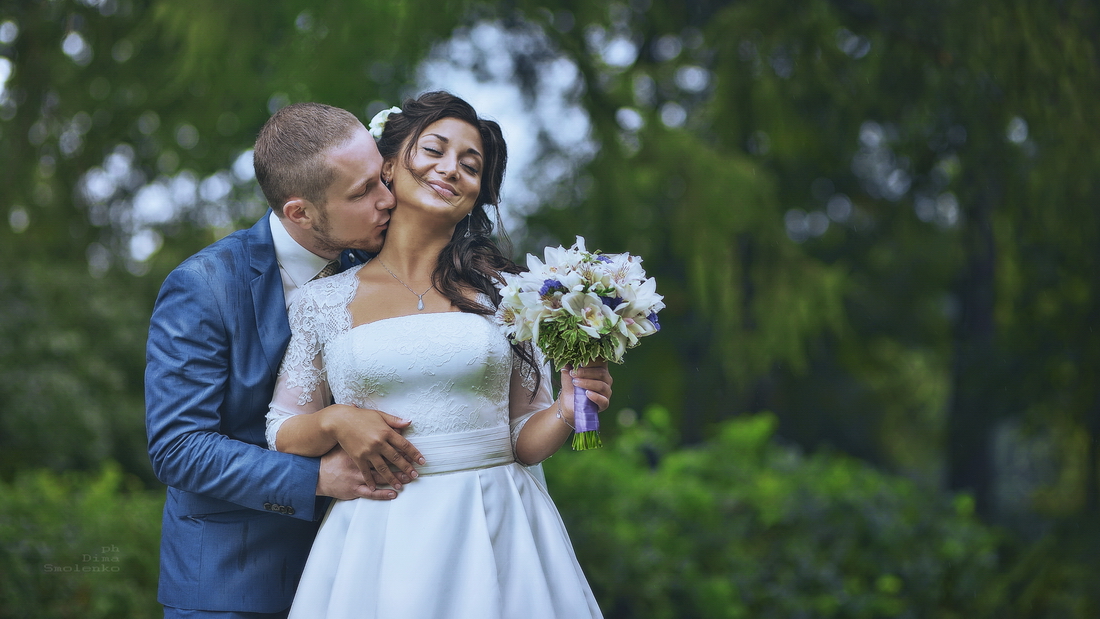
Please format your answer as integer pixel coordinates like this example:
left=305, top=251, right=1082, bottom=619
left=288, top=427, right=602, bottom=619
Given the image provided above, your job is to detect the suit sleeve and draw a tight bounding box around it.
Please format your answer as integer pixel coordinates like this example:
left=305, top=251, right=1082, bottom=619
left=145, top=263, right=322, bottom=521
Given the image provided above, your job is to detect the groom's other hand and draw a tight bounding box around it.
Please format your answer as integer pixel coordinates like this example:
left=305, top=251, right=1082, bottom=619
left=317, top=446, right=399, bottom=501
left=321, top=405, right=426, bottom=490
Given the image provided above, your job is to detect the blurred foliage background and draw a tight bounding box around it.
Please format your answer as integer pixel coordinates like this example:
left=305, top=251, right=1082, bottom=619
left=1, top=0, right=1099, bottom=616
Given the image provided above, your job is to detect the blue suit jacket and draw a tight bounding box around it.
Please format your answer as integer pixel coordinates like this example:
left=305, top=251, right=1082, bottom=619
left=146, top=214, right=366, bottom=613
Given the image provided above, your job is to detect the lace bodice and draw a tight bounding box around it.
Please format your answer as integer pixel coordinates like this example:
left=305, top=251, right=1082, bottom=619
left=266, top=264, right=551, bottom=451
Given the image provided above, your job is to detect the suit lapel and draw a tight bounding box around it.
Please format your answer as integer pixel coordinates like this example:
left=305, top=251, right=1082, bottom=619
left=248, top=215, right=291, bottom=376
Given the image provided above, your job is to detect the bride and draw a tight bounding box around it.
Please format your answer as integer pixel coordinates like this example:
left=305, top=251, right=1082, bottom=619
left=265, top=91, right=608, bottom=618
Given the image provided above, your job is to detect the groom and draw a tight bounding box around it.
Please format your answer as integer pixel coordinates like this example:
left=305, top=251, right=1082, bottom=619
left=146, top=102, right=424, bottom=618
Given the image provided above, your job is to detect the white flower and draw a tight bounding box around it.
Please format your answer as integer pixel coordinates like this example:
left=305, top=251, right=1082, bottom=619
left=615, top=276, right=665, bottom=318
left=520, top=292, right=554, bottom=341
left=556, top=270, right=587, bottom=294
left=610, top=319, right=633, bottom=360
left=578, top=261, right=613, bottom=291
left=570, top=235, right=588, bottom=254
left=494, top=305, right=519, bottom=336
left=368, top=106, right=402, bottom=139
left=538, top=246, right=576, bottom=276
left=562, top=291, right=619, bottom=339
left=625, top=315, right=659, bottom=339
left=525, top=253, right=551, bottom=278
left=607, top=253, right=647, bottom=287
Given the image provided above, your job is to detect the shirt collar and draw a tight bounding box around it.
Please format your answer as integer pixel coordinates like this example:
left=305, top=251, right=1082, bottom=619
left=268, top=210, right=331, bottom=287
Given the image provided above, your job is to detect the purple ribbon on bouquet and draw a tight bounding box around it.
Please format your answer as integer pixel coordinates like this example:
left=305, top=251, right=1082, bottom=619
left=571, top=373, right=602, bottom=450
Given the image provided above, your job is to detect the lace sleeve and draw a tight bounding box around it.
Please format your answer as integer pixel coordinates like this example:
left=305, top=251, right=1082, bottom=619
left=265, top=288, right=332, bottom=450
left=508, top=344, right=553, bottom=453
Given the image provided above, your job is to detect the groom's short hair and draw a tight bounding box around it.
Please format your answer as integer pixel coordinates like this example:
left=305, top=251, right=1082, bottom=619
left=254, top=102, right=361, bottom=214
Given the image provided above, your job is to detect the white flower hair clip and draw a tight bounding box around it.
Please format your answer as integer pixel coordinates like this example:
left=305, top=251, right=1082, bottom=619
left=368, top=106, right=402, bottom=139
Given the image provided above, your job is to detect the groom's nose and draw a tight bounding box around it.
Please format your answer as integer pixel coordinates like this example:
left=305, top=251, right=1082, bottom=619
left=378, top=184, right=396, bottom=211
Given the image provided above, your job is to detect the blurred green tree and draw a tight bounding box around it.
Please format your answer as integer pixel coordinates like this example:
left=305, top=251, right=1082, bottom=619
left=513, top=0, right=1100, bottom=522
left=1, top=0, right=1098, bottom=527
left=0, top=0, right=474, bottom=480
left=3, top=0, right=1100, bottom=614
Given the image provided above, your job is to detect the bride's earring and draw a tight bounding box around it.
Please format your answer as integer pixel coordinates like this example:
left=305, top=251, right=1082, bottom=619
left=383, top=177, right=392, bottom=191
left=463, top=213, right=471, bottom=238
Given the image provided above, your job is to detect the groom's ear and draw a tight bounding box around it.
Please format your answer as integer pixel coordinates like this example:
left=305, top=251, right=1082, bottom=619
left=283, top=197, right=317, bottom=229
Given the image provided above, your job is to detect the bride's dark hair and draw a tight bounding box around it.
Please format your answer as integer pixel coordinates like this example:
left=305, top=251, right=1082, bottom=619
left=376, top=91, right=540, bottom=389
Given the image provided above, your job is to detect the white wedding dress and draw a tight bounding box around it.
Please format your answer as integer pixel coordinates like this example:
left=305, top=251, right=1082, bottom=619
left=266, top=264, right=602, bottom=619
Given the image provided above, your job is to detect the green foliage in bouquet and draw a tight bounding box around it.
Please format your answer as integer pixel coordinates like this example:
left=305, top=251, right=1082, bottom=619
left=536, top=315, right=621, bottom=370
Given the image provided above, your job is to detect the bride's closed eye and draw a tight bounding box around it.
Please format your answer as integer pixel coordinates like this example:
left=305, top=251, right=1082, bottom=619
left=422, top=146, right=479, bottom=175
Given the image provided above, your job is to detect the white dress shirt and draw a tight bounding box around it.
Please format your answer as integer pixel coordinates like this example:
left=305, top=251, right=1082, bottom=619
left=268, top=210, right=332, bottom=309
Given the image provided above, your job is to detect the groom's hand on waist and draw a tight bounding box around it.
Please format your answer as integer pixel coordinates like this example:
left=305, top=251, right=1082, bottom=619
left=319, top=404, right=426, bottom=492
left=318, top=446, right=401, bottom=501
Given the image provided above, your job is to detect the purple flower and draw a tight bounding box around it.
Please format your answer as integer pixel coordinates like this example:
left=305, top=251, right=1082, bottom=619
left=539, top=279, right=564, bottom=296
left=648, top=312, right=661, bottom=331
left=596, top=255, right=613, bottom=263
left=601, top=296, right=623, bottom=309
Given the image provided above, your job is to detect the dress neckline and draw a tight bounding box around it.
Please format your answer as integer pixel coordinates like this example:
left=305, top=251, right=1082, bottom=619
left=348, top=310, right=477, bottom=332
left=318, top=262, right=497, bottom=335
left=347, top=310, right=490, bottom=334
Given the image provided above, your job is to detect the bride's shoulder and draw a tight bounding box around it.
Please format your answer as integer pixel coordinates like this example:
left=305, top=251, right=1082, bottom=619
left=296, top=264, right=363, bottom=306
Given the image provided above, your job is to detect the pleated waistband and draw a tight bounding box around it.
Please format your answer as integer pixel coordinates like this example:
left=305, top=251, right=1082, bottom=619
left=406, top=426, right=516, bottom=476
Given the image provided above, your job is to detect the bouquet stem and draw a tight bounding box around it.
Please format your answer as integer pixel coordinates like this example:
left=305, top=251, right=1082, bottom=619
left=571, top=383, right=602, bottom=450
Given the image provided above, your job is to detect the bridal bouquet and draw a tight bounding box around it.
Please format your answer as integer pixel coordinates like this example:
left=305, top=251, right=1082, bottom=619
left=495, top=236, right=664, bottom=450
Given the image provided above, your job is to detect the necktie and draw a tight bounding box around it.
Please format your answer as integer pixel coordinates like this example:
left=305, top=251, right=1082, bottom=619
left=312, top=259, right=340, bottom=281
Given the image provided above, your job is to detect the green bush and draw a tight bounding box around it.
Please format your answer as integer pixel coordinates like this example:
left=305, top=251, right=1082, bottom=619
left=546, top=410, right=1007, bottom=618
left=0, top=463, right=163, bottom=619
left=3, top=414, right=1096, bottom=618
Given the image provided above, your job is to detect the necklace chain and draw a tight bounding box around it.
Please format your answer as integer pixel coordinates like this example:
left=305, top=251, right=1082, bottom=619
left=377, top=259, right=435, bottom=311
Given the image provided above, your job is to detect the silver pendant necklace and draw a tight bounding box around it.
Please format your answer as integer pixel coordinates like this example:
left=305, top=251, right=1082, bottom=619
left=378, top=259, right=435, bottom=311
